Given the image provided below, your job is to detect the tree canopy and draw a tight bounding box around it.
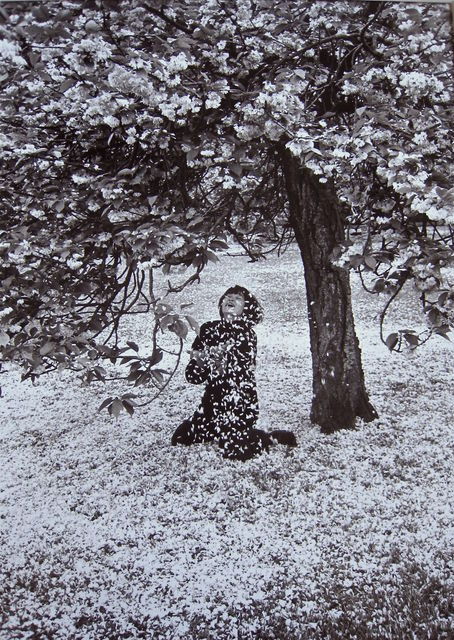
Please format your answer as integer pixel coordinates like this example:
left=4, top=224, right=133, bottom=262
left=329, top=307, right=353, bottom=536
left=1, top=0, right=453, bottom=419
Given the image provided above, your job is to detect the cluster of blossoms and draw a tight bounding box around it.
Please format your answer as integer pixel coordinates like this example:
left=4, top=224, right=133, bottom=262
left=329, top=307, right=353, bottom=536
left=398, top=71, right=447, bottom=100
left=107, top=66, right=163, bottom=108
left=0, top=38, right=25, bottom=66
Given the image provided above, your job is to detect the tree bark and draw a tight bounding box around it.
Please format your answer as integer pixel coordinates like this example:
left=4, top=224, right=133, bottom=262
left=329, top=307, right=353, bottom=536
left=280, top=149, right=377, bottom=433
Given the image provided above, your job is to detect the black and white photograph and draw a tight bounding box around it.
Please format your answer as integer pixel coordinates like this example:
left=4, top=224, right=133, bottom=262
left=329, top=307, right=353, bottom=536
left=1, top=0, right=453, bottom=638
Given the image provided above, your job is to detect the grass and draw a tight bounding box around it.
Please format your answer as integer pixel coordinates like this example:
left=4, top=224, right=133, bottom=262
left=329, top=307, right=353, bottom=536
left=1, top=244, right=454, bottom=639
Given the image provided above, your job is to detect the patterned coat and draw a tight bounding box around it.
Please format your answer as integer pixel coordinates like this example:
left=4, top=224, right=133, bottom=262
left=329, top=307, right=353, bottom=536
left=173, top=318, right=270, bottom=460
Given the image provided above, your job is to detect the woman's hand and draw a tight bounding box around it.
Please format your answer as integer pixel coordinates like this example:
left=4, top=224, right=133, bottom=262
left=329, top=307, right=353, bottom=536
left=190, top=343, right=231, bottom=374
left=189, top=349, right=206, bottom=366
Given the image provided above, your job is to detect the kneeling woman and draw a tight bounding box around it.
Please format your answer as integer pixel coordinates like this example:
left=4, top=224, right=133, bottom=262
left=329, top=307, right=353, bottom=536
left=172, top=285, right=296, bottom=461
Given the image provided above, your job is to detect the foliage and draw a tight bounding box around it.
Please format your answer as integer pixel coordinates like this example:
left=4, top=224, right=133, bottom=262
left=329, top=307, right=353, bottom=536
left=0, top=0, right=453, bottom=408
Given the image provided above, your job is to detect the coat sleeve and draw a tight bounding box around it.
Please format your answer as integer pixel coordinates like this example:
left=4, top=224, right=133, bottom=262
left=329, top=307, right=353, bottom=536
left=185, top=324, right=210, bottom=385
left=221, top=328, right=257, bottom=386
left=232, top=329, right=257, bottom=369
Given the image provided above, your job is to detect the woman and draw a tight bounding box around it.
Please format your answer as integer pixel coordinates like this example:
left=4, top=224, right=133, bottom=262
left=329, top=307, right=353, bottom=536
left=171, top=285, right=296, bottom=461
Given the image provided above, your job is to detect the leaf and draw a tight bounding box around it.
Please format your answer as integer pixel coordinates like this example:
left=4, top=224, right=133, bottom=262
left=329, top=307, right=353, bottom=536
left=122, top=400, right=135, bottom=416
left=109, top=398, right=123, bottom=418
left=58, top=78, right=77, bottom=93
left=385, top=333, right=399, bottom=351
left=134, top=373, right=149, bottom=386
left=186, top=147, right=200, bottom=162
left=209, top=239, right=229, bottom=250
left=175, top=35, right=193, bottom=50
left=39, top=341, right=55, bottom=356
left=293, top=69, right=306, bottom=80
left=98, top=397, right=113, bottom=412
left=170, top=318, right=188, bottom=340
left=185, top=315, right=200, bottom=335
left=126, top=340, right=139, bottom=352
left=32, top=6, right=52, bottom=22
left=89, top=318, right=104, bottom=332
left=229, top=163, right=243, bottom=178
left=155, top=302, right=172, bottom=317
left=273, top=22, right=289, bottom=35
left=159, top=314, right=176, bottom=331
left=93, top=365, right=106, bottom=378
left=404, top=333, right=419, bottom=347
left=149, top=349, right=163, bottom=366
left=427, top=308, right=441, bottom=326
left=54, top=200, right=66, bottom=212
left=151, top=370, right=164, bottom=385
left=117, top=168, right=133, bottom=178
left=349, top=254, right=364, bottom=268
left=364, top=255, right=377, bottom=270
left=75, top=282, right=93, bottom=295
left=14, top=333, right=27, bottom=347
left=434, top=325, right=451, bottom=340
left=206, top=250, right=220, bottom=263
left=127, top=369, right=143, bottom=382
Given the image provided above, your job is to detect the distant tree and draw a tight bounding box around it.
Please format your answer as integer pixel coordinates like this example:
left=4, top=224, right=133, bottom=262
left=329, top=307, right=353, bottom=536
left=1, top=1, right=453, bottom=430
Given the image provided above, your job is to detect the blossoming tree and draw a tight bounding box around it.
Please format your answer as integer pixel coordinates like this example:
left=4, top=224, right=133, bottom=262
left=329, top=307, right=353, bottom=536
left=1, top=0, right=453, bottom=431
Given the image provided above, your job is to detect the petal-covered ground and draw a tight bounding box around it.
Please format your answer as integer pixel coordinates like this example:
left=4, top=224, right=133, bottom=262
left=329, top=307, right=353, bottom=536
left=1, top=246, right=453, bottom=639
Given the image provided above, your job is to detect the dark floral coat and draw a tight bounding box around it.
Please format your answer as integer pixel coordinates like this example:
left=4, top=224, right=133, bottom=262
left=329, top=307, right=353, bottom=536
left=173, top=318, right=270, bottom=460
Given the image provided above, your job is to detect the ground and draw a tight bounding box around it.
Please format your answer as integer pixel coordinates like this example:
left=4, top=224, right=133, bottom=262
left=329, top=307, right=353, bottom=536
left=1, top=245, right=453, bottom=639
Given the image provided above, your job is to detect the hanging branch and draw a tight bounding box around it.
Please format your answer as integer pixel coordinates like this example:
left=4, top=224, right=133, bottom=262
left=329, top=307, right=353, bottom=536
left=379, top=273, right=409, bottom=346
left=135, top=337, right=184, bottom=407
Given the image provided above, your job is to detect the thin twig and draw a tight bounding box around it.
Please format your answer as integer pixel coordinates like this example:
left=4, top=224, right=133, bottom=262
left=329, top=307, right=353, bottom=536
left=135, top=338, right=184, bottom=407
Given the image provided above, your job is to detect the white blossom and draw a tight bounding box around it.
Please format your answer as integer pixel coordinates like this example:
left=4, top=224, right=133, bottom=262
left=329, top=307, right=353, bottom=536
left=205, top=92, right=222, bottom=109
left=0, top=39, right=26, bottom=66
left=399, top=71, right=444, bottom=97
left=103, top=115, right=120, bottom=128
left=165, top=52, right=191, bottom=74
left=29, top=209, right=45, bottom=219
left=71, top=174, right=91, bottom=185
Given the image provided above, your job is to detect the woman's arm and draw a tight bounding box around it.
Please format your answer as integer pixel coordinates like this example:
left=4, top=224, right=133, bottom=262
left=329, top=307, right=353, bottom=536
left=230, top=330, right=257, bottom=369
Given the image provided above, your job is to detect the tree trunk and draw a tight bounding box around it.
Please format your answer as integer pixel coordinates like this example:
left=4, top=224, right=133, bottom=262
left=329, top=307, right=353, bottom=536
left=280, top=149, right=377, bottom=433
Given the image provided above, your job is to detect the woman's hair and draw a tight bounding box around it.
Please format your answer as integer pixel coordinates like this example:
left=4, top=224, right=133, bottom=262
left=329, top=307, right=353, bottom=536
left=218, top=285, right=264, bottom=325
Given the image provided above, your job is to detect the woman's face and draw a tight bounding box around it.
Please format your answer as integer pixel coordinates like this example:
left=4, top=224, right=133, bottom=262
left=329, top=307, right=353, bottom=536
left=221, top=292, right=245, bottom=319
